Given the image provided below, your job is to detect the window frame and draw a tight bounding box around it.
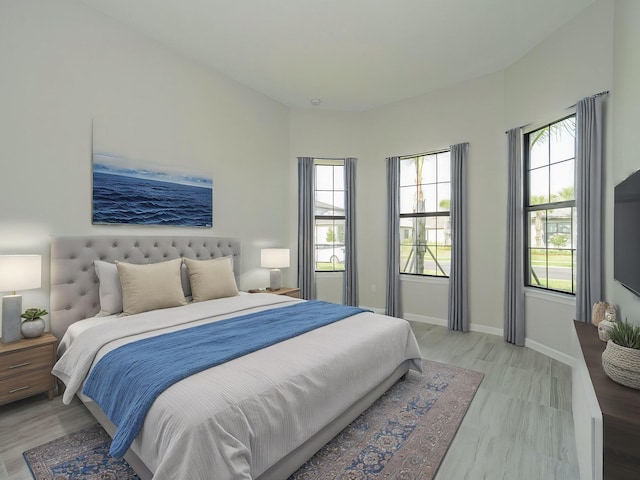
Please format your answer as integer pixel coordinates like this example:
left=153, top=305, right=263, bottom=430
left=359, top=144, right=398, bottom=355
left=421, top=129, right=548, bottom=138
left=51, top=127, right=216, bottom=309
left=398, top=149, right=451, bottom=278
left=313, top=158, right=346, bottom=273
left=523, top=114, right=577, bottom=295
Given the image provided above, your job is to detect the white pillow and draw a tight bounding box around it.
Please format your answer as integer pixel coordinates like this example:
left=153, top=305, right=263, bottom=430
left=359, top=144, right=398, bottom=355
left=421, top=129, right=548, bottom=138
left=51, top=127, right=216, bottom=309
left=183, top=256, right=239, bottom=302
left=181, top=262, right=192, bottom=297
left=116, top=258, right=187, bottom=315
left=94, top=260, right=123, bottom=316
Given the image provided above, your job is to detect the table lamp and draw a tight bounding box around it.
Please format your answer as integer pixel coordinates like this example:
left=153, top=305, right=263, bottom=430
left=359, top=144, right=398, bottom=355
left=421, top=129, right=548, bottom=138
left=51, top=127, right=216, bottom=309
left=0, top=255, right=42, bottom=343
left=261, top=248, right=290, bottom=291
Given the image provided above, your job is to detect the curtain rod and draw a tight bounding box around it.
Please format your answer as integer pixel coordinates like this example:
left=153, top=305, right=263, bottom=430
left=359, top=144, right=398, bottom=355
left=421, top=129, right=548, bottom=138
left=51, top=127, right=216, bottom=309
left=505, top=90, right=610, bottom=134
left=567, top=90, right=610, bottom=109
left=397, top=148, right=450, bottom=160
left=504, top=124, right=531, bottom=135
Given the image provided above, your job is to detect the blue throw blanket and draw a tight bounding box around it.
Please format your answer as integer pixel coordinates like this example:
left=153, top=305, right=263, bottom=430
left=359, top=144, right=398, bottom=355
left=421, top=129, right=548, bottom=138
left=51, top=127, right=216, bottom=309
left=82, top=300, right=369, bottom=457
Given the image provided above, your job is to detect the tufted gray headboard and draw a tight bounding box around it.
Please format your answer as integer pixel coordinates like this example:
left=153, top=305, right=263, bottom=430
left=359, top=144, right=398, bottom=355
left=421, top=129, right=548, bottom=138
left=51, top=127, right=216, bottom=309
left=50, top=236, right=241, bottom=340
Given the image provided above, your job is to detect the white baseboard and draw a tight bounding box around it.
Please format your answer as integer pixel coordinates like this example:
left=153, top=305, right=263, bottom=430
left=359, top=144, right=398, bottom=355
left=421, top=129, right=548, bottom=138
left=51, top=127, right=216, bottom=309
left=397, top=311, right=575, bottom=367
left=525, top=338, right=576, bottom=367
left=404, top=313, right=503, bottom=337
left=469, top=323, right=504, bottom=337
left=403, top=313, right=447, bottom=326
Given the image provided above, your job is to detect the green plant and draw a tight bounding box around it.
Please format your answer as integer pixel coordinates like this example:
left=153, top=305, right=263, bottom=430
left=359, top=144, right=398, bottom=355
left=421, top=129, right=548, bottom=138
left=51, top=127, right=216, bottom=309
left=608, top=321, right=640, bottom=350
left=548, top=234, right=569, bottom=248
left=326, top=228, right=335, bottom=242
left=21, top=308, right=48, bottom=322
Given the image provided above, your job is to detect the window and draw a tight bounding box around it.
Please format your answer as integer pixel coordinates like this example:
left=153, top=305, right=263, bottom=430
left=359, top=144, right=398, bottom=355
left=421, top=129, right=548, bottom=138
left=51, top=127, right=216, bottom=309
left=314, top=160, right=345, bottom=271
left=524, top=116, right=576, bottom=294
left=399, top=151, right=451, bottom=277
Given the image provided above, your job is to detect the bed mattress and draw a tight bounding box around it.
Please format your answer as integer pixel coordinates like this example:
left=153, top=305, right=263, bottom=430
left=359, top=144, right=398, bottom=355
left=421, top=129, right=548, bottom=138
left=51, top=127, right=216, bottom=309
left=53, top=293, right=422, bottom=479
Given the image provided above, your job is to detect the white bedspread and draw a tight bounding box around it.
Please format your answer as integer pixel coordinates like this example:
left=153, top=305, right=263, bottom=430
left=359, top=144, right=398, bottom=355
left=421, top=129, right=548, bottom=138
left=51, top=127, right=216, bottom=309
left=53, top=294, right=422, bottom=480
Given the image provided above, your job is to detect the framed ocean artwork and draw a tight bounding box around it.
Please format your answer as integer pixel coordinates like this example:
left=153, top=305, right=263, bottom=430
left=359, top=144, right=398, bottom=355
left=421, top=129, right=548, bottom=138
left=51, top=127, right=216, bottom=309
left=92, top=151, right=213, bottom=227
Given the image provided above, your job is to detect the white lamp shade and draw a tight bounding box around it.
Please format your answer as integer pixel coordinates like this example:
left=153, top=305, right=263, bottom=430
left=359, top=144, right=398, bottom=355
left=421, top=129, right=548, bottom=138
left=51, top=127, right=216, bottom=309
left=261, top=249, right=290, bottom=269
left=0, top=255, right=42, bottom=292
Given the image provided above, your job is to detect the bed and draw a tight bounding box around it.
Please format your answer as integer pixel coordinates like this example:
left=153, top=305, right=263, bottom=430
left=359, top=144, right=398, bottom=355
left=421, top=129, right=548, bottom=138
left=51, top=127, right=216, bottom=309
left=49, top=236, right=422, bottom=480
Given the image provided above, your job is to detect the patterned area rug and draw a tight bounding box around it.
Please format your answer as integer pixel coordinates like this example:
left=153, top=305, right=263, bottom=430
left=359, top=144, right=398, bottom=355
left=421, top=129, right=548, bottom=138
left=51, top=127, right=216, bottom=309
left=23, top=423, right=139, bottom=480
left=23, top=360, right=482, bottom=480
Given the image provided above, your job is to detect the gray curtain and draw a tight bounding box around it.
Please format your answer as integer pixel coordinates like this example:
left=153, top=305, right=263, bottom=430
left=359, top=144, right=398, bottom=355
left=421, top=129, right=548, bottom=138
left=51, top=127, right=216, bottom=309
left=576, top=94, right=606, bottom=322
left=386, top=157, right=402, bottom=317
left=504, top=129, right=525, bottom=346
left=297, top=157, right=316, bottom=300
left=448, top=143, right=469, bottom=332
left=343, top=158, right=358, bottom=306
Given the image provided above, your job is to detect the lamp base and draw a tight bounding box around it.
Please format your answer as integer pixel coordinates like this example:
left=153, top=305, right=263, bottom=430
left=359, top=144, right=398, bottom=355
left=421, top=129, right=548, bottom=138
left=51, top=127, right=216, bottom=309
left=2, top=295, right=22, bottom=343
left=268, top=268, right=282, bottom=291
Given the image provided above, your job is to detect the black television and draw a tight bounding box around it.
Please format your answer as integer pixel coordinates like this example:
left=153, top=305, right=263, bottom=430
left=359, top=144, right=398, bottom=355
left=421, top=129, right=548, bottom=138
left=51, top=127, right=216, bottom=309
left=614, top=168, right=640, bottom=297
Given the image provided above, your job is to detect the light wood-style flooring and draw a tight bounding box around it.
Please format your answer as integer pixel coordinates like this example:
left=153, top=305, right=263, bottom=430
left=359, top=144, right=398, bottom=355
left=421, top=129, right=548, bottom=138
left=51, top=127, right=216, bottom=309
left=411, top=322, right=578, bottom=479
left=0, top=322, right=578, bottom=479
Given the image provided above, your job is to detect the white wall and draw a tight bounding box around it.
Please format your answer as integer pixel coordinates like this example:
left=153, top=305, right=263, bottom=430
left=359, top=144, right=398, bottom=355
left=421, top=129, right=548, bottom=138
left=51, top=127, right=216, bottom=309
left=612, top=0, right=640, bottom=326
left=504, top=0, right=614, bottom=354
left=363, top=72, right=506, bottom=332
left=288, top=109, right=364, bottom=302
left=289, top=73, right=506, bottom=329
left=0, top=0, right=290, bottom=332
left=289, top=0, right=618, bottom=359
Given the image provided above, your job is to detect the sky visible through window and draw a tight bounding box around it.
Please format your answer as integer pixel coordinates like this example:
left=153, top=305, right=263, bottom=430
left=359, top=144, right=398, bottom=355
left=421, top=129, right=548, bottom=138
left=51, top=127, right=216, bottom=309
left=314, top=161, right=345, bottom=271
left=526, top=116, right=576, bottom=294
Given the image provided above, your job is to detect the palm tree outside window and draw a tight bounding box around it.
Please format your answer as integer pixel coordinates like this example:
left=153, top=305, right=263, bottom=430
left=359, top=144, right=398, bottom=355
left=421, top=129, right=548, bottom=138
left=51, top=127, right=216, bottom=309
left=399, top=151, right=451, bottom=277
left=524, top=116, right=577, bottom=294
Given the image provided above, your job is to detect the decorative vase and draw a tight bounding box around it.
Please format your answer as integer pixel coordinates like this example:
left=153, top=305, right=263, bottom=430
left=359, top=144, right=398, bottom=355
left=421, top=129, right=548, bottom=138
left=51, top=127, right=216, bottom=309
left=604, top=305, right=617, bottom=323
left=21, top=318, right=45, bottom=339
left=592, top=301, right=609, bottom=326
left=602, top=340, right=640, bottom=390
left=598, top=320, right=616, bottom=342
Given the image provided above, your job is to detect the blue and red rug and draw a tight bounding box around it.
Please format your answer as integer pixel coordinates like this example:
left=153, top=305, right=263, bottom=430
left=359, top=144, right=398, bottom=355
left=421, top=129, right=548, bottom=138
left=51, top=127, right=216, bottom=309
left=24, top=360, right=482, bottom=480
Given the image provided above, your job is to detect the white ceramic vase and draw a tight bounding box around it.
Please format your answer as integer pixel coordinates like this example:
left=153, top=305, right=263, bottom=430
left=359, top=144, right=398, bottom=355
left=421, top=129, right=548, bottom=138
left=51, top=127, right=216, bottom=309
left=21, top=318, right=45, bottom=339
left=598, top=320, right=616, bottom=342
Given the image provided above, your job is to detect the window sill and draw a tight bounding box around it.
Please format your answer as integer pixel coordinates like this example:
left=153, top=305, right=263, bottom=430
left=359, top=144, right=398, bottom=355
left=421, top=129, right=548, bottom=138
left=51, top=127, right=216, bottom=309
left=525, top=287, right=576, bottom=307
left=400, top=275, right=449, bottom=285
left=314, top=271, right=344, bottom=278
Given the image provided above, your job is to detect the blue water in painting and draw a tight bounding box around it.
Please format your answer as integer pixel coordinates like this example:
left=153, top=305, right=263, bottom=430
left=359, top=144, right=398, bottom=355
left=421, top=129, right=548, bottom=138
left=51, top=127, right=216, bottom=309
left=93, top=172, right=212, bottom=226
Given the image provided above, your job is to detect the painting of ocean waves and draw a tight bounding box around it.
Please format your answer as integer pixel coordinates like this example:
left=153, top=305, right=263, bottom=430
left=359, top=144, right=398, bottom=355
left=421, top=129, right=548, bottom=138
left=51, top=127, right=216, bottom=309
left=92, top=152, right=213, bottom=227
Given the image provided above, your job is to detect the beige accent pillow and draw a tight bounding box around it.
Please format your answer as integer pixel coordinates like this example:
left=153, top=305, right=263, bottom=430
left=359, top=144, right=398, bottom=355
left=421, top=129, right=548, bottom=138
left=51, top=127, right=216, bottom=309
left=116, top=259, right=187, bottom=315
left=183, top=256, right=239, bottom=302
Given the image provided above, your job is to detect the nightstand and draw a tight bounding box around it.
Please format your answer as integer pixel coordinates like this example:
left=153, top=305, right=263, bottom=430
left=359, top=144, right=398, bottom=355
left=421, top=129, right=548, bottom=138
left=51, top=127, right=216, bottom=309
left=0, top=333, right=57, bottom=405
left=248, top=287, right=300, bottom=299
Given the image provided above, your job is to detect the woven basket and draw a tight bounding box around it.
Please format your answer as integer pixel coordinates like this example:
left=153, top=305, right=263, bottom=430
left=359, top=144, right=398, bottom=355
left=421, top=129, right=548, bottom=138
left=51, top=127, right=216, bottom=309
left=602, top=340, right=640, bottom=390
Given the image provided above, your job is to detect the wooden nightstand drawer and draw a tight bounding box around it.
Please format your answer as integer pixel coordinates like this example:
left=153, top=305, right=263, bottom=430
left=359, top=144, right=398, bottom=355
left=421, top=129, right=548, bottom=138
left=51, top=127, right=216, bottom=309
left=0, top=369, right=55, bottom=405
left=0, top=333, right=57, bottom=405
left=0, top=344, right=54, bottom=381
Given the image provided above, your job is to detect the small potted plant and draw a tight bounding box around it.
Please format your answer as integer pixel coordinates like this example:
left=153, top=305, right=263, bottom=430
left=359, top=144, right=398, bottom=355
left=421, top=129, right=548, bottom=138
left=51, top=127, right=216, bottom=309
left=20, top=308, right=47, bottom=339
left=601, top=320, right=640, bottom=390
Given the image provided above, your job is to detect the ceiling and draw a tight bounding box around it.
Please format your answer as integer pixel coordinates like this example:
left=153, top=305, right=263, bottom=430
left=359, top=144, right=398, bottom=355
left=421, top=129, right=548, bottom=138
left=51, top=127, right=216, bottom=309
left=77, top=0, right=595, bottom=111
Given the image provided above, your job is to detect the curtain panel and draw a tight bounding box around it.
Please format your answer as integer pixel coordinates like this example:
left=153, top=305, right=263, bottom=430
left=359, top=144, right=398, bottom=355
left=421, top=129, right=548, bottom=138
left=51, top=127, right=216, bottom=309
left=448, top=143, right=469, bottom=332
left=343, top=158, right=358, bottom=306
left=385, top=157, right=402, bottom=317
left=504, top=128, right=525, bottom=346
left=297, top=157, right=316, bottom=300
left=576, top=94, right=606, bottom=322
